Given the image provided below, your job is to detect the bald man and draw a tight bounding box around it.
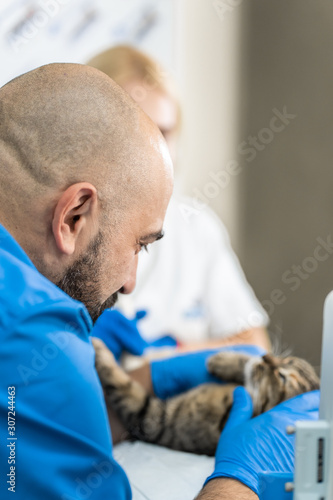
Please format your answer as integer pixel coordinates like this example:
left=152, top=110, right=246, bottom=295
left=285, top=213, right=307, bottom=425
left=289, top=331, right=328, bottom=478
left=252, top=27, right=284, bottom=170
left=0, top=63, right=266, bottom=500
left=0, top=63, right=173, bottom=500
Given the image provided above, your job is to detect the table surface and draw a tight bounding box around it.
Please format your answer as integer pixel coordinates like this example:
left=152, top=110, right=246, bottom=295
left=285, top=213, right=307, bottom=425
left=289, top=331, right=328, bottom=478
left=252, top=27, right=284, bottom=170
left=114, top=441, right=215, bottom=500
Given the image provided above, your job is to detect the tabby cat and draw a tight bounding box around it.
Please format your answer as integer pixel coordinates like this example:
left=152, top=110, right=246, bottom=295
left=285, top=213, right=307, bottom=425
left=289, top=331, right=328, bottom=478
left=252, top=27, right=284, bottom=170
left=92, top=338, right=319, bottom=456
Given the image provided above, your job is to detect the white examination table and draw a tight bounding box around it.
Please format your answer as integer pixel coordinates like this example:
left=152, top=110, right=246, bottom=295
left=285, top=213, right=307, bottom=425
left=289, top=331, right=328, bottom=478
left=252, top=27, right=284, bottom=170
left=114, top=441, right=214, bottom=500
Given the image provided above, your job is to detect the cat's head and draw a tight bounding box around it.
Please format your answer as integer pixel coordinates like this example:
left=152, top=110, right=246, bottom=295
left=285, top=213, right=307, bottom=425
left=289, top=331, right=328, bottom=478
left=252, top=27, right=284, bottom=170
left=245, top=353, right=320, bottom=416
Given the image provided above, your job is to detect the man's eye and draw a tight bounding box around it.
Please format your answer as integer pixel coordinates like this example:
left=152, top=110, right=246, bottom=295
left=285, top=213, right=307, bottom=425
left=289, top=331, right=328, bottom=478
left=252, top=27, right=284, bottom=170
left=140, top=244, right=149, bottom=253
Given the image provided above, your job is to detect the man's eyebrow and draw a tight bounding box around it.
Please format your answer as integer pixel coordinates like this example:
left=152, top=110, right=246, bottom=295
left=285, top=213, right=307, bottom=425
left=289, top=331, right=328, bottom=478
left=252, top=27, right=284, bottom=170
left=140, top=230, right=164, bottom=243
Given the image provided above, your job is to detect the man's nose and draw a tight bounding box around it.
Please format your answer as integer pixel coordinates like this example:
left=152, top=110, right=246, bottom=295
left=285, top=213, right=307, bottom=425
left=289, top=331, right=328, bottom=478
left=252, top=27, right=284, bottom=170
left=119, top=255, right=138, bottom=295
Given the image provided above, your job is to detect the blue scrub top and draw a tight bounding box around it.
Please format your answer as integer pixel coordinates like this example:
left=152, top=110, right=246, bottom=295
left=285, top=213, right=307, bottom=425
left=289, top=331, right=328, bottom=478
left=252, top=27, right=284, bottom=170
left=0, top=224, right=131, bottom=499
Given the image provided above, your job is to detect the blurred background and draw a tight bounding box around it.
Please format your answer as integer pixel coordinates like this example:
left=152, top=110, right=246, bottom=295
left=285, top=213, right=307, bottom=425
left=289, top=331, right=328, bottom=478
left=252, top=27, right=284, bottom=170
left=1, top=0, right=332, bottom=369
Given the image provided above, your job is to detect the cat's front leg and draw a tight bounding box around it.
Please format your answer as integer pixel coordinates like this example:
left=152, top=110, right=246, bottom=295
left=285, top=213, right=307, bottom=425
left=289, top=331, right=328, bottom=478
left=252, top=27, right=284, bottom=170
left=207, top=351, right=253, bottom=384
left=92, top=337, right=165, bottom=442
left=92, top=337, right=132, bottom=388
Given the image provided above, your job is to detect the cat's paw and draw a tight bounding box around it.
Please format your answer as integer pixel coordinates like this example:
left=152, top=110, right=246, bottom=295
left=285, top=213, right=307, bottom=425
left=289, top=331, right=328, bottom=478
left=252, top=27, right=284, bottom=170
left=207, top=351, right=252, bottom=384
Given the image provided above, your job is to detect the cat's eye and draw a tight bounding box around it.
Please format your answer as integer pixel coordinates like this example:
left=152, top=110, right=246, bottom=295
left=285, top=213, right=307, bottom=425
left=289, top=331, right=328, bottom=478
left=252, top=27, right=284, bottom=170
left=278, top=372, right=287, bottom=383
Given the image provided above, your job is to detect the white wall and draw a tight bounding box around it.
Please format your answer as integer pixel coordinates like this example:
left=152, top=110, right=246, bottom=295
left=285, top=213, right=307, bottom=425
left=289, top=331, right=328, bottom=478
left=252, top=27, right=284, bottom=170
left=175, top=0, right=242, bottom=247
left=0, top=0, right=176, bottom=86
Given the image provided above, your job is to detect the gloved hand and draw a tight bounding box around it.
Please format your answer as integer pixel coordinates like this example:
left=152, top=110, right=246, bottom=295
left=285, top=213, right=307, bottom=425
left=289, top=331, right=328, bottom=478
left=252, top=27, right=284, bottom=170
left=92, top=309, right=177, bottom=360
left=204, top=387, right=320, bottom=496
left=92, top=309, right=148, bottom=360
left=150, top=345, right=266, bottom=399
left=149, top=335, right=178, bottom=349
left=258, top=472, right=293, bottom=500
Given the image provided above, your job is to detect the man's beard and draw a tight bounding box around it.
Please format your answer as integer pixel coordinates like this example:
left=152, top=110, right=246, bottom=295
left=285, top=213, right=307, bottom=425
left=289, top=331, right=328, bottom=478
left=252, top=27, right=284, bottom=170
left=56, top=232, right=118, bottom=323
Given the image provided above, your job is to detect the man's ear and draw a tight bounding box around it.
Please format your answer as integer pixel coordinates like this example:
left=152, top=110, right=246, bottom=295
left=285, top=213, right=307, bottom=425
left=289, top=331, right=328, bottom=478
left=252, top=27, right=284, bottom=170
left=52, top=183, right=98, bottom=256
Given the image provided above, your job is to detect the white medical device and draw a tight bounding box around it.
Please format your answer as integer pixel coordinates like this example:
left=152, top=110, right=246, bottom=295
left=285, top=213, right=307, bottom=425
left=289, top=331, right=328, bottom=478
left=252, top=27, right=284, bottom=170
left=292, top=291, right=333, bottom=500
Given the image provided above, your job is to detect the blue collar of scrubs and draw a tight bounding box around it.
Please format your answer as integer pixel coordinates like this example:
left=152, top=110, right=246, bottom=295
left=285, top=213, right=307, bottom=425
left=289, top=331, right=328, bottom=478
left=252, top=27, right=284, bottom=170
left=0, top=223, right=35, bottom=268
left=0, top=222, right=93, bottom=333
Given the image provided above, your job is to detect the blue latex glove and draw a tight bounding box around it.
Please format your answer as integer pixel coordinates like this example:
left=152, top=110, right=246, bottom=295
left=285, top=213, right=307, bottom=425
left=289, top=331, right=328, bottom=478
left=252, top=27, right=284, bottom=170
left=150, top=345, right=266, bottom=399
left=204, top=387, right=320, bottom=496
left=258, top=472, right=293, bottom=500
left=150, top=335, right=178, bottom=349
left=92, top=309, right=149, bottom=359
left=93, top=309, right=177, bottom=360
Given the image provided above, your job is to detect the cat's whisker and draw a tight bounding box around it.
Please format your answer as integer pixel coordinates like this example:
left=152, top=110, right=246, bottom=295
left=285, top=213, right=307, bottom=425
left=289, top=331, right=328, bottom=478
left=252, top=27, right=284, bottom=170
left=279, top=346, right=293, bottom=358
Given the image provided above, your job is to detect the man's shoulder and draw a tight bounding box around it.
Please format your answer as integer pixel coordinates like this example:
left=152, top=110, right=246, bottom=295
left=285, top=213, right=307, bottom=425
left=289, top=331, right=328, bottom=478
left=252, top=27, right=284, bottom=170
left=0, top=244, right=90, bottom=333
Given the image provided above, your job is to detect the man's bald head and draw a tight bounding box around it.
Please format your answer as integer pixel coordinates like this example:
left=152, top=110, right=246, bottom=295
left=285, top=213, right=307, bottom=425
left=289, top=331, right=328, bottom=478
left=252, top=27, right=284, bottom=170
left=0, top=63, right=173, bottom=316
left=0, top=63, right=172, bottom=224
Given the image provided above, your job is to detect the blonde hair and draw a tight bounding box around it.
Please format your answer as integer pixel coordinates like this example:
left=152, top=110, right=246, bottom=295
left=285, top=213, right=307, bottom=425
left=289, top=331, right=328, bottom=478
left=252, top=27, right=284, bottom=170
left=87, top=45, right=181, bottom=129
